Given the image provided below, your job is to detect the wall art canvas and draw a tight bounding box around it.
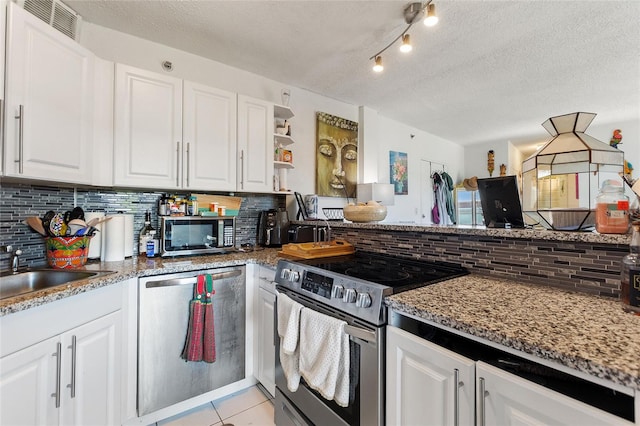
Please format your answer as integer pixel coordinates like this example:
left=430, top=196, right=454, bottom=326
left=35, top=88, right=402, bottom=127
left=316, top=112, right=358, bottom=198
left=390, top=151, right=408, bottom=195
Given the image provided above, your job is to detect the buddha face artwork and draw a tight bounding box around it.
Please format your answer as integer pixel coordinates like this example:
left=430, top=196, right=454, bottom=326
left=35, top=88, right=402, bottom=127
left=316, top=112, right=358, bottom=198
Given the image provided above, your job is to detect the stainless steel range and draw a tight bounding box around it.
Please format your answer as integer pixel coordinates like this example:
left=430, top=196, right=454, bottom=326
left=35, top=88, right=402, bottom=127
left=274, top=251, right=468, bottom=426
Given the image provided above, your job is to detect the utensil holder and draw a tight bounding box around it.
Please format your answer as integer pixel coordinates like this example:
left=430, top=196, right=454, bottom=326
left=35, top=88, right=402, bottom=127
left=45, top=236, right=92, bottom=269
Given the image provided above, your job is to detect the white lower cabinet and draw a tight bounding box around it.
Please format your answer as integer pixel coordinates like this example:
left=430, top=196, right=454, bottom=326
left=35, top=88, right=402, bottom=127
left=387, top=323, right=636, bottom=426
left=0, top=285, right=123, bottom=426
left=386, top=326, right=475, bottom=426
left=476, top=361, right=633, bottom=426
left=254, top=265, right=276, bottom=397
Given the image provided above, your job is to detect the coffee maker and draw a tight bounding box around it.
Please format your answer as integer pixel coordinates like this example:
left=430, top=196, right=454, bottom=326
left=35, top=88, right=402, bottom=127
left=257, top=209, right=289, bottom=247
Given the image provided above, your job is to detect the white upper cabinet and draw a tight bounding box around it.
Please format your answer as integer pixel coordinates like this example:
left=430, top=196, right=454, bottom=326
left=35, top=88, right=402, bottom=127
left=1, top=0, right=7, bottom=176
left=3, top=2, right=94, bottom=183
left=237, top=95, right=274, bottom=193
left=114, top=64, right=182, bottom=189
left=183, top=81, right=237, bottom=191
left=114, top=64, right=239, bottom=191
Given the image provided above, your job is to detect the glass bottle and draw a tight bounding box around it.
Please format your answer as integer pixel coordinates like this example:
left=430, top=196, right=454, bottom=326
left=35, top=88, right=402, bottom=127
left=138, top=211, right=154, bottom=256
left=596, top=180, right=629, bottom=234
left=621, top=221, right=640, bottom=314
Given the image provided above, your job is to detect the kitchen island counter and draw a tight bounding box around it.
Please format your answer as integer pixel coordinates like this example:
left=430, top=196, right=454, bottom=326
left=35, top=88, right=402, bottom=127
left=386, top=274, right=640, bottom=392
left=0, top=248, right=282, bottom=316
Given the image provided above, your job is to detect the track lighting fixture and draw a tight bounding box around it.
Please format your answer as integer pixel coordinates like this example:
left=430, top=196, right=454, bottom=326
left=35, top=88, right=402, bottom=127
left=369, top=1, right=438, bottom=72
left=373, top=56, right=384, bottom=72
left=400, top=34, right=412, bottom=53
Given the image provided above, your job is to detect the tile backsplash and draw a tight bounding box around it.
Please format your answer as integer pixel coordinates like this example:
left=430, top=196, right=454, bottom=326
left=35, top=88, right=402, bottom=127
left=0, top=182, right=284, bottom=269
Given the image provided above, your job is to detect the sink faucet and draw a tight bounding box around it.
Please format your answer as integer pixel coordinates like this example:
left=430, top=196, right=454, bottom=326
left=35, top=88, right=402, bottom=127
left=1, top=245, right=23, bottom=272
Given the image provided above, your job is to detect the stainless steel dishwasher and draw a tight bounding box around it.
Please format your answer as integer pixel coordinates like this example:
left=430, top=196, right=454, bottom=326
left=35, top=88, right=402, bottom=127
left=138, top=266, right=246, bottom=416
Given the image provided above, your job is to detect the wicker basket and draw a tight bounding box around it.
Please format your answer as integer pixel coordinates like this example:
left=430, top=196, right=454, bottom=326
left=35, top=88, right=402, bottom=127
left=322, top=208, right=344, bottom=221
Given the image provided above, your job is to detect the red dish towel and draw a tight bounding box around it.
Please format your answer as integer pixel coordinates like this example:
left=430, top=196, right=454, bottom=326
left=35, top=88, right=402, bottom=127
left=203, top=274, right=216, bottom=363
left=181, top=275, right=206, bottom=362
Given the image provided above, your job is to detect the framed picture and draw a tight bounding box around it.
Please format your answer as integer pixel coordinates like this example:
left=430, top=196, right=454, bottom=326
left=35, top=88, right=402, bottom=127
left=390, top=151, right=408, bottom=195
left=316, top=112, right=358, bottom=198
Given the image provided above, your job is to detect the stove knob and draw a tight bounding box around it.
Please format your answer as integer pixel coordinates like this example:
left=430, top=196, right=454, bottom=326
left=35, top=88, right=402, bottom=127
left=343, top=288, right=357, bottom=304
left=356, top=292, right=372, bottom=308
left=288, top=270, right=300, bottom=282
left=331, top=285, right=344, bottom=299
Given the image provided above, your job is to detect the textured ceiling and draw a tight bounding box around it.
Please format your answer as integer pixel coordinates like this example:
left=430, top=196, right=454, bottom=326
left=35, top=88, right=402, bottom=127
left=65, top=0, right=640, bottom=153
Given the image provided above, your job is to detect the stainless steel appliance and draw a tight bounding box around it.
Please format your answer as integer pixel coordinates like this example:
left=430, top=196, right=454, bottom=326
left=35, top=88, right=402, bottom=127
left=274, top=252, right=468, bottom=426
left=159, top=216, right=236, bottom=256
left=137, top=266, right=246, bottom=416
left=258, top=209, right=289, bottom=247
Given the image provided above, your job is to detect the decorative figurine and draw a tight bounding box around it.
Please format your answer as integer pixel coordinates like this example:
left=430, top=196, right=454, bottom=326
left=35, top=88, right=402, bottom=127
left=610, top=129, right=623, bottom=148
left=500, top=164, right=506, bottom=176
left=487, top=150, right=495, bottom=177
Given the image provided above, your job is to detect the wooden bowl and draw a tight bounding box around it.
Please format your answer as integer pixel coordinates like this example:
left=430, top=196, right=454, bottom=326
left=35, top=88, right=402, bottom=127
left=343, top=204, right=387, bottom=222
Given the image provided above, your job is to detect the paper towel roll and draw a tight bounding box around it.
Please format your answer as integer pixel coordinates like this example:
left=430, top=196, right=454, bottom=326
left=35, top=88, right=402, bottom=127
left=102, top=215, right=125, bottom=262
left=85, top=212, right=105, bottom=259
left=123, top=214, right=134, bottom=257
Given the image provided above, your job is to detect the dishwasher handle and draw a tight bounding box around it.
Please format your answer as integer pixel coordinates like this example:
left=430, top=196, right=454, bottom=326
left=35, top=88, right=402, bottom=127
left=145, top=269, right=242, bottom=288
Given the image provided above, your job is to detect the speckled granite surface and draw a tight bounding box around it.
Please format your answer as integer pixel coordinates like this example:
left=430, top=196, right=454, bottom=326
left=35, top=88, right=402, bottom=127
left=386, top=275, right=640, bottom=391
left=0, top=249, right=282, bottom=316
left=295, top=220, right=631, bottom=244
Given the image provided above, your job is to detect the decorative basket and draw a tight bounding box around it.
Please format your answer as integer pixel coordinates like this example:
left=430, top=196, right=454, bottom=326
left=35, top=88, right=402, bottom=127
left=45, top=236, right=92, bottom=269
left=322, top=208, right=344, bottom=221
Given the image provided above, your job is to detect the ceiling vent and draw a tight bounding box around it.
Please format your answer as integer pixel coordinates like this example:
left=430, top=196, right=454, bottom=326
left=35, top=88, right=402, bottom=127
left=19, top=0, right=82, bottom=40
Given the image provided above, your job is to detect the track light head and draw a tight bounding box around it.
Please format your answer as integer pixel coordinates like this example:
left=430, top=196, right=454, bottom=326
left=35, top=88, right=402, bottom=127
left=373, top=56, right=384, bottom=72
left=424, top=3, right=439, bottom=27
left=400, top=34, right=412, bottom=53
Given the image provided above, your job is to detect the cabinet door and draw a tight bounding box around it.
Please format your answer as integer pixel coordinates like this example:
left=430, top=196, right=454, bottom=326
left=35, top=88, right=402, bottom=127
left=1, top=0, right=6, bottom=176
left=60, top=311, right=121, bottom=426
left=386, top=326, right=475, bottom=426
left=237, top=95, right=273, bottom=192
left=255, top=287, right=276, bottom=397
left=183, top=81, right=237, bottom=191
left=114, top=64, right=182, bottom=189
left=4, top=2, right=93, bottom=183
left=476, top=361, right=633, bottom=426
left=0, top=336, right=59, bottom=426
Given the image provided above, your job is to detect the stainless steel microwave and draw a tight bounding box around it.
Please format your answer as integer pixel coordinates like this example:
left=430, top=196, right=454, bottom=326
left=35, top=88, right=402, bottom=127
left=159, top=216, right=236, bottom=257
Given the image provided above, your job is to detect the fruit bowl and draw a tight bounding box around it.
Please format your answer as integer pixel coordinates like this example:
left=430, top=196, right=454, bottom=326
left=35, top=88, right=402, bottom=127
left=343, top=202, right=387, bottom=222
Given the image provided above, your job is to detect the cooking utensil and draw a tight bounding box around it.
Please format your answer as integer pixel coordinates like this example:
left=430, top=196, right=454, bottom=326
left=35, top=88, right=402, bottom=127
left=24, top=217, right=47, bottom=236
left=42, top=211, right=56, bottom=237
left=67, top=219, right=87, bottom=236
left=69, top=207, right=85, bottom=221
left=49, top=213, right=67, bottom=237
left=86, top=216, right=112, bottom=227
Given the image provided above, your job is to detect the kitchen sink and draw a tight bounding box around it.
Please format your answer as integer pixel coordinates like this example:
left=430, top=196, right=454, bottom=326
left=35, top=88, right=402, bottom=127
left=0, top=269, right=114, bottom=300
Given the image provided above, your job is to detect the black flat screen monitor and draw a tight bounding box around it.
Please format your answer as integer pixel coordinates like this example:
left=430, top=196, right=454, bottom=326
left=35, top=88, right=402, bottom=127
left=477, top=176, right=525, bottom=228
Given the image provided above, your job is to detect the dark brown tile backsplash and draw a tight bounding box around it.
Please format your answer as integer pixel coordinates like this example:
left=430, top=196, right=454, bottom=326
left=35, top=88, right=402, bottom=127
left=331, top=228, right=627, bottom=298
left=0, top=182, right=284, bottom=269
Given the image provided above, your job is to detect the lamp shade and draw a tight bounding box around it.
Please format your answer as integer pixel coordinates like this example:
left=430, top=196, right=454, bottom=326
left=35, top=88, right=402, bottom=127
left=521, top=112, right=624, bottom=231
left=357, top=183, right=395, bottom=205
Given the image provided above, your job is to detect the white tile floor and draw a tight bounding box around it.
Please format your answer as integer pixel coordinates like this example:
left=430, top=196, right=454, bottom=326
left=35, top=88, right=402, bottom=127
left=156, top=385, right=275, bottom=426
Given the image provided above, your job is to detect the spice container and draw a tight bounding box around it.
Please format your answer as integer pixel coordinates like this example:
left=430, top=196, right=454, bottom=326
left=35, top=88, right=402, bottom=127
left=595, top=180, right=629, bottom=234
left=621, top=221, right=640, bottom=314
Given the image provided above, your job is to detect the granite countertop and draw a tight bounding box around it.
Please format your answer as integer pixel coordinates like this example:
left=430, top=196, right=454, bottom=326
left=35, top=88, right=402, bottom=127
left=0, top=248, right=282, bottom=316
left=386, top=274, right=640, bottom=391
left=294, top=220, right=631, bottom=244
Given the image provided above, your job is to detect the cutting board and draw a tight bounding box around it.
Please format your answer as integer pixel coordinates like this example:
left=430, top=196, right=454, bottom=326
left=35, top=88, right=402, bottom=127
left=279, top=239, right=355, bottom=259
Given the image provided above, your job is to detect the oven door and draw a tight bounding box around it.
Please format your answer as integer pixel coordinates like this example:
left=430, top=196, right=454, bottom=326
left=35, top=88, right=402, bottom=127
left=274, top=287, right=384, bottom=426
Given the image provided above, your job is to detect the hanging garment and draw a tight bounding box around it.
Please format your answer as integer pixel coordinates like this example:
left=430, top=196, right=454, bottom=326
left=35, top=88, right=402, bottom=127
left=441, top=171, right=456, bottom=224
left=432, top=173, right=442, bottom=224
left=182, top=275, right=206, bottom=362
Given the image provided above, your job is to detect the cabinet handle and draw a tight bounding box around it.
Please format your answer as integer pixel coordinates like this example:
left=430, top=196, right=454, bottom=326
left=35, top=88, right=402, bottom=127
left=145, top=269, right=242, bottom=288
left=69, top=335, right=77, bottom=398
left=186, top=142, right=190, bottom=187
left=239, top=149, right=245, bottom=189
left=52, top=342, right=62, bottom=408
left=478, top=377, right=488, bottom=426
left=176, top=142, right=181, bottom=187
left=453, top=368, right=460, bottom=426
left=15, top=105, right=24, bottom=174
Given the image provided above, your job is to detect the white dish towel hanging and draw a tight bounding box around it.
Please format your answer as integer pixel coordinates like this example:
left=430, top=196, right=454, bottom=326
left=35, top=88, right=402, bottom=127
left=299, top=308, right=350, bottom=407
left=276, top=292, right=303, bottom=392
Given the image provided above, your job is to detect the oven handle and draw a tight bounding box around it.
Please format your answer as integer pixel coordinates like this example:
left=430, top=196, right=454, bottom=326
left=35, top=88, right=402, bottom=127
left=145, top=270, right=242, bottom=288
left=344, top=324, right=376, bottom=344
